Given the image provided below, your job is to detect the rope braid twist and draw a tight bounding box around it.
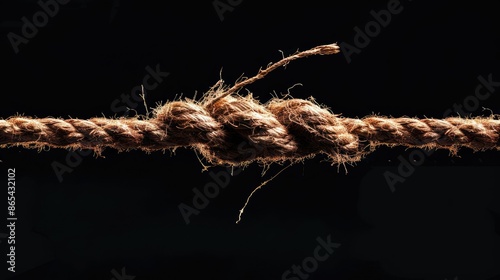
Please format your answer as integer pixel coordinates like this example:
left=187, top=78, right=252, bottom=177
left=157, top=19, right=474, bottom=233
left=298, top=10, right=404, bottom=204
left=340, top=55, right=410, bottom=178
left=2, top=43, right=499, bottom=166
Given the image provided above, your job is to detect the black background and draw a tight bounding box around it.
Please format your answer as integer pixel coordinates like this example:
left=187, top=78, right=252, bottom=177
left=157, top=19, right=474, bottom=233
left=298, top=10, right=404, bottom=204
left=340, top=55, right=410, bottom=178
left=2, top=1, right=500, bottom=279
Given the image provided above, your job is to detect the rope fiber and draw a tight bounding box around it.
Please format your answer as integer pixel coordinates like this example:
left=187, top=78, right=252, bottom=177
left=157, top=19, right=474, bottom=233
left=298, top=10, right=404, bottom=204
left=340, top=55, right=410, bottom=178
left=2, top=43, right=499, bottom=166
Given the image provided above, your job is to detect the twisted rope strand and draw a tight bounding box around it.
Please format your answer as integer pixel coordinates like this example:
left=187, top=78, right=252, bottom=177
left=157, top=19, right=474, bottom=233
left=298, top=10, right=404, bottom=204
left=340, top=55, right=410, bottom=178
left=2, top=96, right=499, bottom=165
left=1, top=43, right=499, bottom=165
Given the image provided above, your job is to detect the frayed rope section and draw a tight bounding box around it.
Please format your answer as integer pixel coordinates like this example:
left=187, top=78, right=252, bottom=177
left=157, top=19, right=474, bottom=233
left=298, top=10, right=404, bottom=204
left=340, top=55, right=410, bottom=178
left=3, top=43, right=500, bottom=223
left=2, top=43, right=500, bottom=167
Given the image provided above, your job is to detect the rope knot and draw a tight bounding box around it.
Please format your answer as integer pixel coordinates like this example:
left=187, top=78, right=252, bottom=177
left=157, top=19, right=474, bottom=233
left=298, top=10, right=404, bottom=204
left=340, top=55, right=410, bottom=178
left=152, top=95, right=366, bottom=165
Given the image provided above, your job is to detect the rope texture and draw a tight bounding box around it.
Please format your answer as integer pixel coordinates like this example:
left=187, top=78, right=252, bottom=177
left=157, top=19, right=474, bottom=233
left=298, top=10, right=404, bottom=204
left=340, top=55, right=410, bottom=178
left=2, top=43, right=499, bottom=165
left=2, top=96, right=499, bottom=165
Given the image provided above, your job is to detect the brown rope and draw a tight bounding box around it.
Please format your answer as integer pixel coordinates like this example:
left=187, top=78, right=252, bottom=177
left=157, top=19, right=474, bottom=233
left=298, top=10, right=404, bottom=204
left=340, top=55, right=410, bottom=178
left=1, top=43, right=499, bottom=165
